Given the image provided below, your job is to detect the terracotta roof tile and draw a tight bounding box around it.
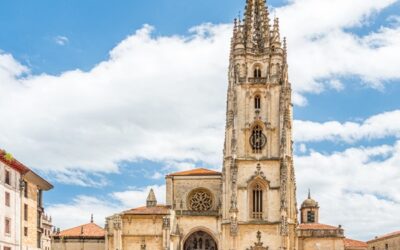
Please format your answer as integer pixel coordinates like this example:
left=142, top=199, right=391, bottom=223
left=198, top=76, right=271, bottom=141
left=0, top=149, right=30, bottom=174
left=123, top=205, right=170, bottom=215
left=298, top=223, right=339, bottom=230
left=167, top=168, right=221, bottom=177
left=368, top=230, right=400, bottom=243
left=58, top=223, right=105, bottom=238
left=344, top=238, right=368, bottom=248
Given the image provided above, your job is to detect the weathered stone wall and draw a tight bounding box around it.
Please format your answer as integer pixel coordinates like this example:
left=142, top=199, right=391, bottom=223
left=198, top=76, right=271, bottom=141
left=52, top=239, right=105, bottom=250
left=22, top=181, right=39, bottom=250
left=298, top=237, right=345, bottom=250
left=368, top=234, right=400, bottom=250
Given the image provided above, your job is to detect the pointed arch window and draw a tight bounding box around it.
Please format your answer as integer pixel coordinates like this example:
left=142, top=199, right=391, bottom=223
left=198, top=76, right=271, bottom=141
left=250, top=125, right=266, bottom=153
left=252, top=183, right=263, bottom=219
left=254, top=66, right=262, bottom=78
left=254, top=95, right=261, bottom=110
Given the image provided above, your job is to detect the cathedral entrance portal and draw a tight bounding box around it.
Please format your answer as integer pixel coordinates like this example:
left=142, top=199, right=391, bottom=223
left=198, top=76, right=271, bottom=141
left=183, top=231, right=217, bottom=250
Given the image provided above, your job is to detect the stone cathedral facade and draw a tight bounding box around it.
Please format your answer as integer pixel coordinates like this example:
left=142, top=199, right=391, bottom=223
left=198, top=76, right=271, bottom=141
left=105, top=1, right=367, bottom=250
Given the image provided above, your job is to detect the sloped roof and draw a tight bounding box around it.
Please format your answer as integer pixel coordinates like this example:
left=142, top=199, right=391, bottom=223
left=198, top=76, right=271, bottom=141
left=298, top=223, right=339, bottom=230
left=368, top=230, right=400, bottom=243
left=167, top=168, right=221, bottom=177
left=0, top=149, right=53, bottom=190
left=123, top=205, right=170, bottom=215
left=57, top=223, right=105, bottom=238
left=0, top=149, right=29, bottom=174
left=344, top=238, right=368, bottom=248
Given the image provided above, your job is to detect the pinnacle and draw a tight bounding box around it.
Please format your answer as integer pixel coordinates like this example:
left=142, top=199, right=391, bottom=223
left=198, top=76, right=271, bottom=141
left=146, top=188, right=157, bottom=207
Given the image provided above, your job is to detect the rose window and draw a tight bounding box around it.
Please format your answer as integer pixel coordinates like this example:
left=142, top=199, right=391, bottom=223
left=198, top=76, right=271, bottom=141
left=189, top=190, right=213, bottom=211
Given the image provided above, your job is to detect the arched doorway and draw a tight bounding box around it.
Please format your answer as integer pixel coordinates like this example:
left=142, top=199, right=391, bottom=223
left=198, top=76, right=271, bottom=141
left=183, top=230, right=217, bottom=250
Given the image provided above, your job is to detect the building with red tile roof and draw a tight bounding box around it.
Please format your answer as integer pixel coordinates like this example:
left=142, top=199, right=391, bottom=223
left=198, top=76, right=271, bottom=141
left=1, top=149, right=53, bottom=250
left=52, top=216, right=105, bottom=250
left=167, top=168, right=221, bottom=177
left=344, top=238, right=368, bottom=250
left=367, top=230, right=400, bottom=250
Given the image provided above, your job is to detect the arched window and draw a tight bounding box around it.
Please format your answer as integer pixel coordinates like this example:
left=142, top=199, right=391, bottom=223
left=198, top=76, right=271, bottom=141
left=252, top=183, right=263, bottom=219
left=307, top=211, right=315, bottom=223
left=250, top=125, right=266, bottom=153
left=254, top=95, right=261, bottom=110
left=253, top=66, right=262, bottom=78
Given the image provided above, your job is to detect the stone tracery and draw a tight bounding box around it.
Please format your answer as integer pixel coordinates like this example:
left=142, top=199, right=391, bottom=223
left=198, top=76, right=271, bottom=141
left=189, top=189, right=213, bottom=211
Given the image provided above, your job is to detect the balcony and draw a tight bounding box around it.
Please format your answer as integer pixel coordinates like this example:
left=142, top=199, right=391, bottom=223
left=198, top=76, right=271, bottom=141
left=248, top=77, right=268, bottom=84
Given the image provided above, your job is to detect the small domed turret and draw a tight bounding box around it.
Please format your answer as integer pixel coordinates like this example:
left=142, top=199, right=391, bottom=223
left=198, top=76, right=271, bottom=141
left=300, top=190, right=319, bottom=224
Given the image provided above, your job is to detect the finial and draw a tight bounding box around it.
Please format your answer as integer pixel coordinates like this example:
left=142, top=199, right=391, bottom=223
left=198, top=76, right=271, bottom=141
left=308, top=189, right=311, bottom=199
left=90, top=214, right=94, bottom=223
left=257, top=231, right=262, bottom=243
left=80, top=226, right=84, bottom=235
left=146, top=188, right=157, bottom=207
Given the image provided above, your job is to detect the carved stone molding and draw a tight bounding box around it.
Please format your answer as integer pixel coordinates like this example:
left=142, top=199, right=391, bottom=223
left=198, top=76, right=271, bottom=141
left=246, top=231, right=269, bottom=250
left=248, top=163, right=270, bottom=185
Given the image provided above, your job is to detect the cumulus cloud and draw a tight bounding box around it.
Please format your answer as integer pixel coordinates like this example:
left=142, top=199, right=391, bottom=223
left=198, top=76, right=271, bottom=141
left=278, top=0, right=400, bottom=96
left=47, top=184, right=165, bottom=229
left=296, top=141, right=400, bottom=239
left=0, top=24, right=231, bottom=173
left=294, top=110, right=400, bottom=143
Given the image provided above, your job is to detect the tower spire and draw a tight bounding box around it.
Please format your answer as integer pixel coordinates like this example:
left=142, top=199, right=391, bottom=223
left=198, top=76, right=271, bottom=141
left=146, top=188, right=157, bottom=207
left=243, top=0, right=270, bottom=51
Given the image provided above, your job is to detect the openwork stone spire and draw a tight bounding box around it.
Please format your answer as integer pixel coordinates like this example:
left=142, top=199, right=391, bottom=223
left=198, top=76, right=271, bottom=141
left=146, top=188, right=157, bottom=207
left=243, top=0, right=271, bottom=51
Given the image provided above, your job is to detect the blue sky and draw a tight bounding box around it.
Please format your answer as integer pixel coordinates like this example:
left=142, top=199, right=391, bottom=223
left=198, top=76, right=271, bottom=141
left=1, top=0, right=400, bottom=241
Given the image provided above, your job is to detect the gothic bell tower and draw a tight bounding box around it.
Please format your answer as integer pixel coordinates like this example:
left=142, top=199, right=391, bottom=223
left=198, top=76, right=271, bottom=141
left=221, top=0, right=298, bottom=249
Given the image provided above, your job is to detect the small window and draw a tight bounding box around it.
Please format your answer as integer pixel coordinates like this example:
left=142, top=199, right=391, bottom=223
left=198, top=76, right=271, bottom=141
left=255, top=96, right=261, bottom=110
left=307, top=210, right=315, bottom=223
left=23, top=181, right=28, bottom=198
left=385, top=244, right=389, bottom=250
left=24, top=227, right=28, bottom=237
left=254, top=67, right=262, bottom=78
left=5, top=217, right=11, bottom=234
left=4, top=247, right=11, bottom=250
left=5, top=169, right=10, bottom=185
left=5, top=192, right=10, bottom=207
left=252, top=183, right=263, bottom=219
left=24, top=204, right=28, bottom=221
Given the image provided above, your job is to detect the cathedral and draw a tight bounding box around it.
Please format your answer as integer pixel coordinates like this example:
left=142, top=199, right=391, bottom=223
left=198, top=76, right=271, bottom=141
left=105, top=1, right=367, bottom=249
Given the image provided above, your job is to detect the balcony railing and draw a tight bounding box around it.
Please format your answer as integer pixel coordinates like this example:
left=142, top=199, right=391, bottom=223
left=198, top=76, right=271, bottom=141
left=248, top=77, right=268, bottom=84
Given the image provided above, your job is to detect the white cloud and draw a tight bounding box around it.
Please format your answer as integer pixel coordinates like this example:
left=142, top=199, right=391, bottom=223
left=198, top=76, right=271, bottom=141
left=47, top=184, right=165, bottom=229
left=278, top=0, right=400, bottom=95
left=296, top=141, right=400, bottom=239
left=294, top=110, right=400, bottom=143
left=0, top=24, right=231, bottom=173
left=54, top=36, right=69, bottom=46
left=0, top=1, right=400, bottom=173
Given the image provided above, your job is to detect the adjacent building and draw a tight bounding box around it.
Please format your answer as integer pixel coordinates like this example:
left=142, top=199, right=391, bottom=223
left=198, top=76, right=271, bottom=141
left=41, top=214, right=52, bottom=250
left=0, top=149, right=53, bottom=250
left=367, top=231, right=400, bottom=250
left=297, top=192, right=367, bottom=250
left=51, top=217, right=105, bottom=250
